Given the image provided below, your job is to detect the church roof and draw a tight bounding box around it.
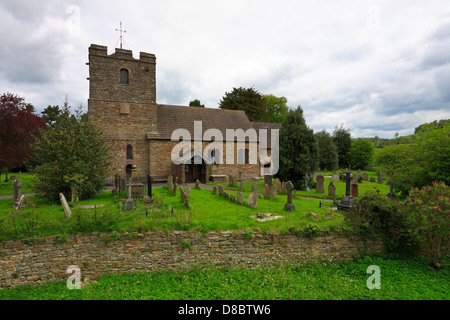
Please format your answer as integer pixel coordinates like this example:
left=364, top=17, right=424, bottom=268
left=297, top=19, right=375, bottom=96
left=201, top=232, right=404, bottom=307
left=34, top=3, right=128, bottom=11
left=147, top=104, right=258, bottom=141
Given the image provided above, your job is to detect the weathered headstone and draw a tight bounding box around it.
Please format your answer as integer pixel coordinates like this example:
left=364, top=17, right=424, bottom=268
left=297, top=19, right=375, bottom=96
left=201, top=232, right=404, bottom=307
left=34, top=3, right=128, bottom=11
left=261, top=183, right=270, bottom=198
left=351, top=174, right=358, bottom=185
left=304, top=174, right=310, bottom=191
left=351, top=183, right=359, bottom=197
left=331, top=172, right=340, bottom=182
left=273, top=178, right=281, bottom=191
left=230, top=194, right=236, bottom=202
left=387, top=180, right=394, bottom=199
left=247, top=191, right=258, bottom=208
left=167, top=175, right=173, bottom=191
left=328, top=181, right=336, bottom=196
left=59, top=192, right=72, bottom=217
left=123, top=185, right=136, bottom=212
left=357, top=169, right=361, bottom=175
left=378, top=171, right=383, bottom=184
left=180, top=187, right=190, bottom=208
left=284, top=181, right=295, bottom=211
left=218, top=185, right=224, bottom=195
left=316, top=175, right=325, bottom=194
left=269, top=185, right=277, bottom=199
left=281, top=181, right=287, bottom=194
left=370, top=177, right=376, bottom=183
left=184, top=187, right=191, bottom=196
left=195, top=179, right=201, bottom=189
left=13, top=179, right=23, bottom=208
left=237, top=191, right=244, bottom=205
left=251, top=182, right=258, bottom=193
left=212, top=186, right=217, bottom=195
left=172, top=177, right=178, bottom=193
left=264, top=175, right=273, bottom=187
left=15, top=195, right=25, bottom=211
left=240, top=181, right=244, bottom=191
left=362, top=172, right=369, bottom=181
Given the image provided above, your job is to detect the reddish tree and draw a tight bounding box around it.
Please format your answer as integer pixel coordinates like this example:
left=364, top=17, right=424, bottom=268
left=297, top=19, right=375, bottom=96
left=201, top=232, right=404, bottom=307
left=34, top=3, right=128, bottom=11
left=0, top=93, right=46, bottom=180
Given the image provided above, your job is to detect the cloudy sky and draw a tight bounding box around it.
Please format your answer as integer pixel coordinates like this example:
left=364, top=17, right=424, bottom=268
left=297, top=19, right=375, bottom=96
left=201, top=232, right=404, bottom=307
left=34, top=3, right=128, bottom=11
left=1, top=0, right=449, bottom=138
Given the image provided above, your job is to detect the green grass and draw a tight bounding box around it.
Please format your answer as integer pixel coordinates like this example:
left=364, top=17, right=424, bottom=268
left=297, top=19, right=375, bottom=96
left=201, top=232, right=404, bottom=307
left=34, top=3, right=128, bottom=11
left=0, top=255, right=447, bottom=300
left=0, top=172, right=36, bottom=196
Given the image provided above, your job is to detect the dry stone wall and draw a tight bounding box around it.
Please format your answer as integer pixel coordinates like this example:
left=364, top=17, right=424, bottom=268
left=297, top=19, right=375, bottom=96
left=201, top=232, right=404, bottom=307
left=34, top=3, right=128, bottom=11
left=0, top=231, right=382, bottom=288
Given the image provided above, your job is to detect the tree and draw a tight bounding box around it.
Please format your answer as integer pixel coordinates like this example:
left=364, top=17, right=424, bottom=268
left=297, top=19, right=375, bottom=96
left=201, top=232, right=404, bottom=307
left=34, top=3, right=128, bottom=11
left=276, top=106, right=318, bottom=190
left=219, top=87, right=268, bottom=122
left=262, top=94, right=289, bottom=123
left=348, top=138, right=374, bottom=170
left=315, top=129, right=338, bottom=171
left=0, top=93, right=46, bottom=181
left=41, top=105, right=62, bottom=129
left=189, top=99, right=205, bottom=108
left=29, top=104, right=111, bottom=202
left=332, top=124, right=352, bottom=168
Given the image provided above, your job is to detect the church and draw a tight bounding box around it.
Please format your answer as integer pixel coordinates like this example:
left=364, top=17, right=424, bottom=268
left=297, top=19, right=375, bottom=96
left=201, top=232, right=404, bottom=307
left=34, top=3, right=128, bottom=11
left=87, top=44, right=280, bottom=184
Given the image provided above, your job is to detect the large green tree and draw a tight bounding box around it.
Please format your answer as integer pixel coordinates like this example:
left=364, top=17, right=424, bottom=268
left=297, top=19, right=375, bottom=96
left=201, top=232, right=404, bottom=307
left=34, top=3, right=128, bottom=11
left=315, top=129, right=338, bottom=171
left=219, top=87, right=268, bottom=122
left=333, top=124, right=352, bottom=168
left=262, top=94, right=289, bottom=123
left=276, top=106, right=318, bottom=190
left=29, top=105, right=111, bottom=202
left=189, top=99, right=205, bottom=108
left=348, top=138, right=374, bottom=170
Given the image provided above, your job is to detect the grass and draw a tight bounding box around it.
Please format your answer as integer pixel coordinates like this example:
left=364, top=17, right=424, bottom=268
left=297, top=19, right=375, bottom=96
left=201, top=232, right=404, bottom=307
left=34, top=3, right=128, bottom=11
left=0, top=255, right=447, bottom=300
left=0, top=172, right=36, bottom=196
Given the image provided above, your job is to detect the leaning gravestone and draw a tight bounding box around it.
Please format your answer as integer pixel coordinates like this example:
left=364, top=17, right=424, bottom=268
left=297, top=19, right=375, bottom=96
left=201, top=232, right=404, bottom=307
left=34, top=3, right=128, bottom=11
left=269, top=185, right=277, bottom=199
left=261, top=183, right=270, bottom=198
left=362, top=172, right=369, bottom=181
left=331, top=172, right=340, bottom=182
left=316, top=175, right=325, bottom=194
left=59, top=193, right=72, bottom=217
left=273, top=178, right=281, bottom=192
left=284, top=181, right=295, bottom=212
left=237, top=191, right=244, bottom=205
left=180, top=187, right=190, bottom=208
left=247, top=191, right=258, bottom=208
left=15, top=195, right=25, bottom=211
left=328, top=181, right=336, bottom=196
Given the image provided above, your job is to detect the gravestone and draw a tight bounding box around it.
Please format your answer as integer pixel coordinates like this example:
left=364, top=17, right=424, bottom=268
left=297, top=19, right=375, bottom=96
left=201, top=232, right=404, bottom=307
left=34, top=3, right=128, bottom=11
left=281, top=181, right=287, bottom=194
left=59, top=192, right=72, bottom=217
left=240, top=181, right=244, bottom=191
left=212, top=186, right=218, bottom=195
left=316, top=175, right=325, bottom=194
left=237, top=191, right=244, bottom=205
left=229, top=175, right=238, bottom=187
left=370, top=177, right=376, bottom=183
left=284, top=181, right=295, bottom=212
left=304, top=174, right=310, bottom=191
left=184, top=187, right=191, bottom=196
left=167, top=175, right=173, bottom=191
left=147, top=175, right=153, bottom=199
left=378, top=171, right=383, bottom=184
left=264, top=175, right=273, bottom=187
left=362, top=172, right=369, bottom=181
left=172, top=177, right=178, bottom=193
left=195, top=179, right=201, bottom=189
left=13, top=179, right=23, bottom=209
left=351, top=183, right=359, bottom=197
left=328, top=181, right=336, bottom=196
left=180, top=187, right=190, bottom=208
left=273, top=178, right=281, bottom=191
left=230, top=194, right=236, bottom=202
left=218, top=185, right=224, bottom=195
left=261, top=183, right=270, bottom=198
left=15, top=195, right=25, bottom=211
left=247, top=191, right=258, bottom=208
left=123, top=185, right=136, bottom=212
left=357, top=169, right=361, bottom=175
left=351, top=174, right=358, bottom=185
left=331, top=172, right=340, bottom=182
left=387, top=180, right=394, bottom=199
left=251, top=182, right=258, bottom=193
left=338, top=172, right=354, bottom=210
left=269, top=185, right=277, bottom=199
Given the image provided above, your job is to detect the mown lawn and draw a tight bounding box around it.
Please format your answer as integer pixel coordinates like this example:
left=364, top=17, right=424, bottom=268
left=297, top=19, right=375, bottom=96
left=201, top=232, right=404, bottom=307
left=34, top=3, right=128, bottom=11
left=0, top=172, right=36, bottom=196
left=0, top=255, right=447, bottom=300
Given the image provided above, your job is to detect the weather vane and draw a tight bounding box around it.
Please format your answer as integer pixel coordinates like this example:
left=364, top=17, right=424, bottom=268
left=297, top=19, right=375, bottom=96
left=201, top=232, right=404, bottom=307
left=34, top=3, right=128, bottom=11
left=115, top=21, right=126, bottom=49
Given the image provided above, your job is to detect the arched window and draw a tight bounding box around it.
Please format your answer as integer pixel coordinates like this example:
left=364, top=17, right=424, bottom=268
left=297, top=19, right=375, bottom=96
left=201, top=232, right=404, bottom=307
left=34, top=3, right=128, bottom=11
left=126, top=144, right=133, bottom=160
left=238, top=149, right=244, bottom=164
left=120, top=69, right=129, bottom=84
left=244, top=149, right=249, bottom=164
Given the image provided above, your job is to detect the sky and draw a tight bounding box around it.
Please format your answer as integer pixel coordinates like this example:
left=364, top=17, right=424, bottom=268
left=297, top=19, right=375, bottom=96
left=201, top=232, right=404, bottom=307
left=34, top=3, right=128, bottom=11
left=1, top=0, right=450, bottom=138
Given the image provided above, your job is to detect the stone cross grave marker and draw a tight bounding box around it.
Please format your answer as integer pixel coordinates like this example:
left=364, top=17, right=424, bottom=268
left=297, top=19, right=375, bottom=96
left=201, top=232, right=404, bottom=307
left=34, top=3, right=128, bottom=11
left=284, top=181, right=295, bottom=212
left=344, top=172, right=352, bottom=196
left=123, top=185, right=136, bottom=212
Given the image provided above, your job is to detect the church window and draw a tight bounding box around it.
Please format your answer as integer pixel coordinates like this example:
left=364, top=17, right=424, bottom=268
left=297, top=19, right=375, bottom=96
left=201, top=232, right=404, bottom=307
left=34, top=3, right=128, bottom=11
left=126, top=144, right=133, bottom=160
left=244, top=149, right=249, bottom=164
left=120, top=69, right=129, bottom=84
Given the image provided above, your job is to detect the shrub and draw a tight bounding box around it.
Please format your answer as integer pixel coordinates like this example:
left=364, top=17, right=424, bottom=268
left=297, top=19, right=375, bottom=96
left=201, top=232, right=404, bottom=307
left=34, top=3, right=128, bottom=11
left=399, top=181, right=449, bottom=268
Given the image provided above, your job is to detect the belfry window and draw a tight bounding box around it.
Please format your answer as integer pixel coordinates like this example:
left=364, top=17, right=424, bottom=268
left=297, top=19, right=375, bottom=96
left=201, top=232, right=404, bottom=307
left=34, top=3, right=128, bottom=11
left=120, top=69, right=129, bottom=84
left=126, top=144, right=133, bottom=160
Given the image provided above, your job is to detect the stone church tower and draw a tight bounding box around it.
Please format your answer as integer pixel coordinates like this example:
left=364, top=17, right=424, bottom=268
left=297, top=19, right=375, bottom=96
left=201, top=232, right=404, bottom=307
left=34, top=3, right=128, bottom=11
left=87, top=44, right=158, bottom=181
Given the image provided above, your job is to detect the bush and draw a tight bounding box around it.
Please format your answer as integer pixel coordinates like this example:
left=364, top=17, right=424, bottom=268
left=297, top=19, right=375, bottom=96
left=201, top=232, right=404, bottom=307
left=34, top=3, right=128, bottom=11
left=399, top=181, right=449, bottom=268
